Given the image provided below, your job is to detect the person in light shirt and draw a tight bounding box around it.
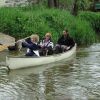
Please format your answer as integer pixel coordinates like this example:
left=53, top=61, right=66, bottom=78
left=40, top=32, right=54, bottom=56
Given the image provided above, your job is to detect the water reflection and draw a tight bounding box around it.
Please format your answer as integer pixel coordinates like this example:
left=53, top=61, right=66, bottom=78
left=0, top=43, right=100, bottom=100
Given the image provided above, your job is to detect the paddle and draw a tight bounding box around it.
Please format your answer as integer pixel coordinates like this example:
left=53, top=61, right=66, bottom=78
left=33, top=50, right=40, bottom=57
left=27, top=48, right=40, bottom=57
left=0, top=36, right=30, bottom=52
left=0, top=45, right=8, bottom=51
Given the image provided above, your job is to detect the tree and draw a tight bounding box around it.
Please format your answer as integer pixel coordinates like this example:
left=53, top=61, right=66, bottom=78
left=48, top=0, right=54, bottom=7
left=72, top=0, right=78, bottom=16
left=48, top=0, right=59, bottom=8
left=72, top=0, right=93, bottom=15
left=54, top=0, right=59, bottom=8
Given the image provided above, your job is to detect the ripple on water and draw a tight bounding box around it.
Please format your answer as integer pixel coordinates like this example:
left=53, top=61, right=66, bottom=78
left=0, top=75, right=39, bottom=100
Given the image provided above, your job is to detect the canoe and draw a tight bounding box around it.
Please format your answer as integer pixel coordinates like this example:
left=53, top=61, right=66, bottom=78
left=6, top=44, right=76, bottom=69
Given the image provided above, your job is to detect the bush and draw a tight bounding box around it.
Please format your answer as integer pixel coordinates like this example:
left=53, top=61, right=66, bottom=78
left=0, top=7, right=97, bottom=45
left=78, top=11, right=100, bottom=33
left=69, top=18, right=96, bottom=45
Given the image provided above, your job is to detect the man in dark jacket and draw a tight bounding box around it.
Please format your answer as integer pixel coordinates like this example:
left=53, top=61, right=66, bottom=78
left=55, top=30, right=75, bottom=53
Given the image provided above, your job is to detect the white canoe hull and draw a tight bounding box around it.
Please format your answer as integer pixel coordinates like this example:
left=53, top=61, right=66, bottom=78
left=6, top=44, right=76, bottom=69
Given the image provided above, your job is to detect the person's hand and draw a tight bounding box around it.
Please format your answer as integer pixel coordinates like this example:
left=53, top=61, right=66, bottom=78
left=19, top=39, right=25, bottom=42
left=44, top=47, right=48, bottom=51
left=56, top=44, right=60, bottom=47
left=16, top=40, right=23, bottom=43
left=61, top=45, right=67, bottom=48
left=61, top=45, right=67, bottom=49
left=41, top=45, right=45, bottom=48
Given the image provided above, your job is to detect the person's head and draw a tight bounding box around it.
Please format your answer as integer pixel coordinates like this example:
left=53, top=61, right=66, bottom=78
left=45, top=32, right=52, bottom=41
left=30, top=34, right=39, bottom=43
left=63, top=30, right=69, bottom=37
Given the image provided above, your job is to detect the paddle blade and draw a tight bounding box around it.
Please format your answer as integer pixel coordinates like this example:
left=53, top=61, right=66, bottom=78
left=0, top=45, right=8, bottom=51
left=33, top=50, right=40, bottom=57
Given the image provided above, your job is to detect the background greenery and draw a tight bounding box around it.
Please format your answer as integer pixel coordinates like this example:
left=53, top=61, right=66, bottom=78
left=0, top=6, right=99, bottom=45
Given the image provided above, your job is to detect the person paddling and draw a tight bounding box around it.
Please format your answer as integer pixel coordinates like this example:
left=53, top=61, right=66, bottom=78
left=18, top=34, right=41, bottom=56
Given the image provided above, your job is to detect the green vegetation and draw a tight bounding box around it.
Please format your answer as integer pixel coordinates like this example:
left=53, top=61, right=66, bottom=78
left=78, top=11, right=100, bottom=33
left=0, top=6, right=98, bottom=45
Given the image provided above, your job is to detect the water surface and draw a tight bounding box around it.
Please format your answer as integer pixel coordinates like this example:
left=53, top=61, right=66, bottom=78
left=0, top=43, right=100, bottom=100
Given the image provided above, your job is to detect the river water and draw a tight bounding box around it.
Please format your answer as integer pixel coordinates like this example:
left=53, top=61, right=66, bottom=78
left=0, top=43, right=100, bottom=100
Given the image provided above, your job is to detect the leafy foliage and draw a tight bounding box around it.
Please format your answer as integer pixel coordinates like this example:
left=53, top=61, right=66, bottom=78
left=78, top=11, right=100, bottom=33
left=0, top=7, right=97, bottom=45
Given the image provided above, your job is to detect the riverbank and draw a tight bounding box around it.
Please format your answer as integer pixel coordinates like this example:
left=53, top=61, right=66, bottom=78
left=0, top=33, right=15, bottom=45
left=0, top=6, right=99, bottom=45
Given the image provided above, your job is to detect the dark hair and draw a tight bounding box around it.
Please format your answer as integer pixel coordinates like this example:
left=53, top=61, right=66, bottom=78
left=64, top=29, right=68, bottom=33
